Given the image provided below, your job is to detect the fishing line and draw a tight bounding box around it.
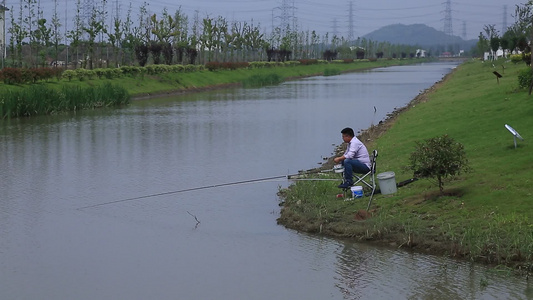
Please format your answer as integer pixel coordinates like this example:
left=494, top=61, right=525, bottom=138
left=77, top=175, right=288, bottom=210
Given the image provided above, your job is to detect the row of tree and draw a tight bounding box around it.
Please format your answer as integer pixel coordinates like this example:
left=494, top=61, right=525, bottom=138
left=477, top=2, right=533, bottom=59
left=3, top=0, right=422, bottom=69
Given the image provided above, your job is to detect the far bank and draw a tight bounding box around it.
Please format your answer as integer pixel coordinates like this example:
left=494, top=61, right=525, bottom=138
left=0, top=58, right=435, bottom=118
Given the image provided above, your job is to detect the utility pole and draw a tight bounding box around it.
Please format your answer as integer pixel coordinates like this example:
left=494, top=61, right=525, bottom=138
left=332, top=18, right=338, bottom=38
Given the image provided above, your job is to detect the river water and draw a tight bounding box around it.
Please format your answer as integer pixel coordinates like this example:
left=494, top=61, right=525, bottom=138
left=1, top=62, right=531, bottom=299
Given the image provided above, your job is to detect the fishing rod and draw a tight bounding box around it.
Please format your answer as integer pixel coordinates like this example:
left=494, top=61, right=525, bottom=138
left=77, top=163, right=362, bottom=210
left=78, top=174, right=290, bottom=210
left=77, top=170, right=419, bottom=210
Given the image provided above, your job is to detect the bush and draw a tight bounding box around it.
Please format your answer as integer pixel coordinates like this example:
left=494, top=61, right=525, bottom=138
left=522, top=52, right=531, bottom=66
left=323, top=68, right=341, bottom=76
left=409, top=134, right=470, bottom=193
left=205, top=61, right=250, bottom=71
left=298, top=59, right=318, bottom=65
left=184, top=64, right=197, bottom=72
left=242, top=73, right=282, bottom=88
left=170, top=65, right=185, bottom=73
left=518, top=68, right=532, bottom=89
left=62, top=70, right=76, bottom=81
left=510, top=54, right=523, bottom=64
left=1, top=67, right=23, bottom=84
left=94, top=68, right=106, bottom=79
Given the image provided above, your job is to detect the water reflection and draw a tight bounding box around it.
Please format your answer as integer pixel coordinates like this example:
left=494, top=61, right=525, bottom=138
left=333, top=239, right=530, bottom=299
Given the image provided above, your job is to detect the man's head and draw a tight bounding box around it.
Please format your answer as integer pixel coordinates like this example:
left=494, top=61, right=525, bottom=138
left=341, top=127, right=354, bottom=143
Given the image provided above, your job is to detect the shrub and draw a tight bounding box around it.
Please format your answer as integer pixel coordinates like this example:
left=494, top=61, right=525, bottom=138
left=242, top=73, right=282, bottom=88
left=1, top=67, right=23, bottom=84
left=510, top=54, right=523, bottom=64
left=409, top=134, right=470, bottom=193
left=522, top=52, right=531, bottom=66
left=184, top=64, right=197, bottom=72
left=518, top=68, right=532, bottom=89
left=298, top=59, right=318, bottom=65
left=94, top=68, right=106, bottom=79
left=323, top=68, right=341, bottom=76
left=62, top=70, right=76, bottom=81
left=205, top=61, right=221, bottom=71
left=170, top=65, right=185, bottom=73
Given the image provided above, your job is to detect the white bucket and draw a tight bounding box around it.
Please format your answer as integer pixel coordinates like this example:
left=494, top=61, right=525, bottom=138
left=377, top=171, right=397, bottom=195
left=350, top=186, right=363, bottom=198
left=334, top=164, right=344, bottom=173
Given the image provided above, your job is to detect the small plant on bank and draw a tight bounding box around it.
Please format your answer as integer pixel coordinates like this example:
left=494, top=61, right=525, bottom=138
left=323, top=68, right=341, bottom=76
left=518, top=68, right=532, bottom=89
left=408, top=134, right=470, bottom=194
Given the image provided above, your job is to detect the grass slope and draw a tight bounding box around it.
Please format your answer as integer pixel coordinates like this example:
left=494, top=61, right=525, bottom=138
left=278, top=58, right=533, bottom=270
left=0, top=58, right=431, bottom=100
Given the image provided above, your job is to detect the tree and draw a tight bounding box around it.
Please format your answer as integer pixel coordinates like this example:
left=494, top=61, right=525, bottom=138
left=67, top=0, right=83, bottom=68
left=121, top=3, right=137, bottom=66
left=409, top=135, right=470, bottom=194
left=8, top=3, right=27, bottom=67
left=200, top=16, right=216, bottom=62
left=83, top=8, right=105, bottom=69
left=106, top=16, right=123, bottom=67
left=33, top=18, right=51, bottom=66
left=50, top=0, right=62, bottom=67
left=489, top=37, right=500, bottom=60
left=172, top=8, right=188, bottom=64
left=512, top=1, right=533, bottom=94
left=23, top=0, right=37, bottom=66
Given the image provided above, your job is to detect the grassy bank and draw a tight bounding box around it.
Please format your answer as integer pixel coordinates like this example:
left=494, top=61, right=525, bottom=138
left=278, top=58, right=533, bottom=271
left=0, top=58, right=432, bottom=100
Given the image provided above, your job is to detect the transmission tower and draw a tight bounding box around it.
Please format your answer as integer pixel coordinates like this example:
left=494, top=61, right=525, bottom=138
left=332, top=18, right=338, bottom=37
left=347, top=1, right=355, bottom=43
left=275, top=0, right=296, bottom=33
left=442, top=0, right=453, bottom=52
left=272, top=0, right=297, bottom=35
left=462, top=21, right=466, bottom=40
left=443, top=0, right=453, bottom=36
left=83, top=0, right=94, bottom=23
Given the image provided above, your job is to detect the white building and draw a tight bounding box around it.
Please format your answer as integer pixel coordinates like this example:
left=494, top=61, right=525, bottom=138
left=483, top=47, right=506, bottom=61
left=0, top=2, right=8, bottom=67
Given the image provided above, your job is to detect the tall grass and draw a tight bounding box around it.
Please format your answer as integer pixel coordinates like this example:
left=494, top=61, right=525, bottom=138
left=323, top=68, right=341, bottom=76
left=0, top=82, right=130, bottom=118
left=241, top=73, right=283, bottom=88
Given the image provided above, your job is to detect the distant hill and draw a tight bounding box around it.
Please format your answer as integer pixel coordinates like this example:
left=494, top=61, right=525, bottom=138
left=362, top=23, right=476, bottom=50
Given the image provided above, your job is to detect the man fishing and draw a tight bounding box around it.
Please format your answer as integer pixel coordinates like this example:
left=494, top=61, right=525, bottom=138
left=333, top=127, right=371, bottom=189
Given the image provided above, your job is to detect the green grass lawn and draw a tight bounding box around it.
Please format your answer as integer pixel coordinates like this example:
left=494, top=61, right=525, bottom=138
left=0, top=58, right=431, bottom=98
left=278, top=58, right=533, bottom=269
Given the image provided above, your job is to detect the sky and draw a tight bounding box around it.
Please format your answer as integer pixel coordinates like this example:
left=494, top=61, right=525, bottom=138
left=6, top=0, right=525, bottom=41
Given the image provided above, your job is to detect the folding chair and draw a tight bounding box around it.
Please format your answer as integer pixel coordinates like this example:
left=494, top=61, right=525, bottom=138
left=340, top=150, right=378, bottom=210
